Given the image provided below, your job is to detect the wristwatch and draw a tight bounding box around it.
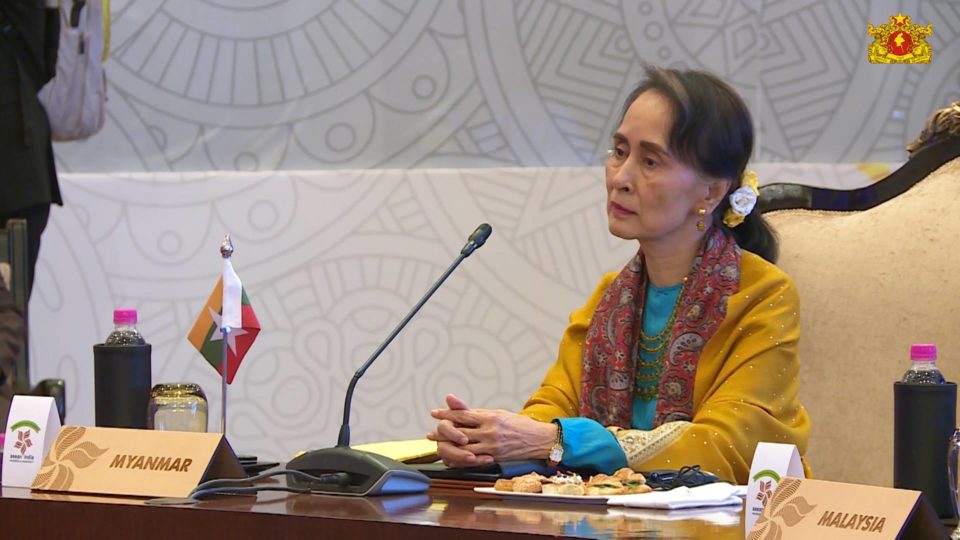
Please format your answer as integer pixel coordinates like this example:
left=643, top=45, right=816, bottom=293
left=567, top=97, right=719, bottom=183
left=547, top=419, right=564, bottom=466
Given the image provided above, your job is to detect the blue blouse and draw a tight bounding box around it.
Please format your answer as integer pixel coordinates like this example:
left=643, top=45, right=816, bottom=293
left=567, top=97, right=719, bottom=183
left=555, top=282, right=682, bottom=472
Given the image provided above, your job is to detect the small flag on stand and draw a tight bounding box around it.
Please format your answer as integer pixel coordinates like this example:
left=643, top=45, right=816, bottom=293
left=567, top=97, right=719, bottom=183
left=187, top=272, right=261, bottom=384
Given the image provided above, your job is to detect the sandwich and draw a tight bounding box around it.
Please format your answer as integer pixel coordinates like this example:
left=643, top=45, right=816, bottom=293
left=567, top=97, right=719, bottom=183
left=541, top=472, right=585, bottom=496
left=612, top=467, right=652, bottom=494
left=585, top=473, right=627, bottom=496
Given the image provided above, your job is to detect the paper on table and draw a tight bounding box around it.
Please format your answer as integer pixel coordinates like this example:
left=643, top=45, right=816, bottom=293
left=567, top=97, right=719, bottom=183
left=473, top=487, right=610, bottom=504
left=608, top=506, right=742, bottom=526
left=606, top=483, right=744, bottom=510
left=352, top=439, right=439, bottom=464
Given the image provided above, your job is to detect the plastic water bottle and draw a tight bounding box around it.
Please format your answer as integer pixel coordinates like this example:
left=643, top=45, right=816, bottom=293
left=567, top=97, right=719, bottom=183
left=104, top=308, right=146, bottom=346
left=901, top=343, right=945, bottom=384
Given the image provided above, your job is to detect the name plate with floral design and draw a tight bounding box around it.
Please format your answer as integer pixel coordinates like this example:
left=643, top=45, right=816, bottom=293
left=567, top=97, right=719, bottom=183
left=30, top=426, right=245, bottom=498
left=748, top=477, right=943, bottom=539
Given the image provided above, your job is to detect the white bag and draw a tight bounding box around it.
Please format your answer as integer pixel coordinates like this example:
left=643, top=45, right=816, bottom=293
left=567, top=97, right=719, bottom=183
left=38, top=0, right=108, bottom=142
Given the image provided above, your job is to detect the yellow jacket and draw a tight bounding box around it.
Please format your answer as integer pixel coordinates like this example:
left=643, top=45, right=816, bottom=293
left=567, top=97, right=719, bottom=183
left=521, top=251, right=811, bottom=483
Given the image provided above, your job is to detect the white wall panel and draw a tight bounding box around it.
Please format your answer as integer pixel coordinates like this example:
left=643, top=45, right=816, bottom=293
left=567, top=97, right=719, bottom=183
left=33, top=165, right=888, bottom=459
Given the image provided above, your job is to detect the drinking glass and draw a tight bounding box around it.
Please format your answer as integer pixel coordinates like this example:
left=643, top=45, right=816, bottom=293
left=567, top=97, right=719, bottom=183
left=147, top=383, right=208, bottom=432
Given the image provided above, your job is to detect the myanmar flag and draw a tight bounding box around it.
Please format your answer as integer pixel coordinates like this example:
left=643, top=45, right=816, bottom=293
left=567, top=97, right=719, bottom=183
left=187, top=276, right=261, bottom=384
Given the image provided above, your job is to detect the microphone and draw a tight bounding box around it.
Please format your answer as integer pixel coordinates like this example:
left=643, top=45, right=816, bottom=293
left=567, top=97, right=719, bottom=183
left=460, top=223, right=491, bottom=256
left=287, top=223, right=493, bottom=496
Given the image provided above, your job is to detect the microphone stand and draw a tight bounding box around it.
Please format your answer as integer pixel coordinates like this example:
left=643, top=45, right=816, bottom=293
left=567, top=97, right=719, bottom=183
left=287, top=224, right=492, bottom=496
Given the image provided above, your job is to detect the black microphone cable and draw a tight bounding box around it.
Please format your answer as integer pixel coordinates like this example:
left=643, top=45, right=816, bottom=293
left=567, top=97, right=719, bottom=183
left=143, top=469, right=351, bottom=505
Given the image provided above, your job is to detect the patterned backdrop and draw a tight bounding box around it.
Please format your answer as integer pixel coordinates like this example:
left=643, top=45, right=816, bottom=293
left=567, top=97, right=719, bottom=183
left=27, top=0, right=959, bottom=464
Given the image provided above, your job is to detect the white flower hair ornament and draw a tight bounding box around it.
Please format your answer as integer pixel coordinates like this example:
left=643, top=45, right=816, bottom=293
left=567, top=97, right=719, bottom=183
left=722, top=170, right=759, bottom=228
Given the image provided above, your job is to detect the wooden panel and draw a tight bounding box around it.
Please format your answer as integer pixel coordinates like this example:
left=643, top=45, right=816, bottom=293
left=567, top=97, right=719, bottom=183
left=0, top=485, right=745, bottom=539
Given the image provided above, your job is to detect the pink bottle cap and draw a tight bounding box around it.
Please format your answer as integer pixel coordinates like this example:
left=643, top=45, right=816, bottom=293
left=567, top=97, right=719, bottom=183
left=113, top=309, right=138, bottom=325
left=910, top=343, right=937, bottom=361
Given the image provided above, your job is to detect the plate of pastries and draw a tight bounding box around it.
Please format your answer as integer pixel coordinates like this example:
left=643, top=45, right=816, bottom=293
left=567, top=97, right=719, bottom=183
left=474, top=468, right=652, bottom=504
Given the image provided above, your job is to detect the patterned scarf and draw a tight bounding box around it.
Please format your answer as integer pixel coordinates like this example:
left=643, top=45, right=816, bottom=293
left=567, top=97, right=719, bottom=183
left=579, top=228, right=741, bottom=428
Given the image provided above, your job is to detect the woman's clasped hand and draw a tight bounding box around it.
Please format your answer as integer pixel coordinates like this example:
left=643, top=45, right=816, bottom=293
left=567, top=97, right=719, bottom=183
left=427, top=394, right=557, bottom=467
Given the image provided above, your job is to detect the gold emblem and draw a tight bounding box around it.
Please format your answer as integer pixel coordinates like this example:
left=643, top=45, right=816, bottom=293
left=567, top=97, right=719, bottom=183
left=868, top=12, right=932, bottom=64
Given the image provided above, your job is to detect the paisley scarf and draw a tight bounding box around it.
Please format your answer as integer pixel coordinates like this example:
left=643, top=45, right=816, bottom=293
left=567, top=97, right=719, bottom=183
left=579, top=228, right=741, bottom=428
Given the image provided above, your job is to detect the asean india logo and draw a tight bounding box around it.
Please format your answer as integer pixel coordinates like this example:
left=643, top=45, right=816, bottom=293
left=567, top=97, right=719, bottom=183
left=7, top=420, right=41, bottom=462
left=752, top=469, right=781, bottom=511
left=868, top=12, right=932, bottom=64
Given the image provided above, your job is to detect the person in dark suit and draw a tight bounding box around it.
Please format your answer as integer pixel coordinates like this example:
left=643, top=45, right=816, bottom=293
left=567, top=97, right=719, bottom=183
left=0, top=276, right=25, bottom=431
left=0, top=0, right=60, bottom=298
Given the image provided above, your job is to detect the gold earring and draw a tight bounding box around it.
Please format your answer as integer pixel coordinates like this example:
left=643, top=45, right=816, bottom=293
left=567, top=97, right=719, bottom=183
left=696, top=208, right=706, bottom=232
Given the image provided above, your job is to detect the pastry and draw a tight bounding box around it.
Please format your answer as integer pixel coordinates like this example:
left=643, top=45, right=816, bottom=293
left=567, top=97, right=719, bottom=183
left=512, top=475, right=543, bottom=493
left=493, top=478, right=514, bottom=492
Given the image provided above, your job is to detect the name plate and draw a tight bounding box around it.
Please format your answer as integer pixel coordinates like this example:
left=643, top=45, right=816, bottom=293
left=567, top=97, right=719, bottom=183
left=2, top=395, right=62, bottom=487
left=748, top=477, right=944, bottom=539
left=30, top=426, right=245, bottom=498
left=746, top=442, right=805, bottom=531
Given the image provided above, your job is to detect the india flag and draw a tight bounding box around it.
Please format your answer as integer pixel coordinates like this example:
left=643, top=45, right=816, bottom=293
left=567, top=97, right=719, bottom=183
left=187, top=264, right=261, bottom=384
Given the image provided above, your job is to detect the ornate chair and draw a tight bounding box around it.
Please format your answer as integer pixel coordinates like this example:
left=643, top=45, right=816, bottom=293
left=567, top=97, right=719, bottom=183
left=760, top=102, right=960, bottom=486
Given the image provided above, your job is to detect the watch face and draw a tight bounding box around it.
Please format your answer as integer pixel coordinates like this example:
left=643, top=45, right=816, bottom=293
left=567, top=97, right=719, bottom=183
left=549, top=446, right=563, bottom=462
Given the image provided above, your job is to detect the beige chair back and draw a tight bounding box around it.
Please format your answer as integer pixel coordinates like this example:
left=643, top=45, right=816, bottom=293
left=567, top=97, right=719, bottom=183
left=766, top=158, right=960, bottom=486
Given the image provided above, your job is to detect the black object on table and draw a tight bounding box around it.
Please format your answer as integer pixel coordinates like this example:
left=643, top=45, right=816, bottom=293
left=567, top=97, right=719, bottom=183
left=413, top=460, right=557, bottom=481
left=894, top=381, right=958, bottom=520
left=93, top=343, right=151, bottom=429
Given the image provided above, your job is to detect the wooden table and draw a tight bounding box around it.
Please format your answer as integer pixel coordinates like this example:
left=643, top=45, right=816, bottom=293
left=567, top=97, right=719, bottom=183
left=0, top=483, right=745, bottom=539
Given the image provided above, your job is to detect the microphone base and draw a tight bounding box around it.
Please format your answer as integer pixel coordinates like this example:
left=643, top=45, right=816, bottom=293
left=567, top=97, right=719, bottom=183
left=286, top=447, right=431, bottom=496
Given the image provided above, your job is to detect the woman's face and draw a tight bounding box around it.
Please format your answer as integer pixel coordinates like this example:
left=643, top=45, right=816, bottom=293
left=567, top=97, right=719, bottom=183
left=605, top=90, right=713, bottom=245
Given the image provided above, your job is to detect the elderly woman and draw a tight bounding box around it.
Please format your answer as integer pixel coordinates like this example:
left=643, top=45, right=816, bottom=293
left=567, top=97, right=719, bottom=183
left=428, top=67, right=811, bottom=483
